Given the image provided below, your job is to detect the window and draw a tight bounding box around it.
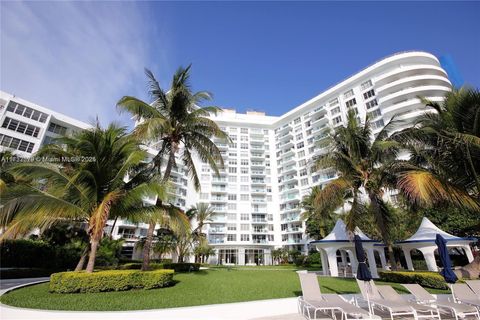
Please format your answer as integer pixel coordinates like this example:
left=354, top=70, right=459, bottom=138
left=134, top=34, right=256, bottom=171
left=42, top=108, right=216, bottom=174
left=296, top=142, right=304, bottom=149
left=241, top=213, right=249, bottom=221
left=241, top=234, right=250, bottom=241
left=299, top=159, right=306, bottom=167
left=241, top=128, right=248, bottom=134
left=300, top=169, right=307, bottom=176
left=344, top=89, right=354, bottom=98
left=241, top=159, right=249, bottom=166
left=305, top=121, right=311, bottom=128
left=298, top=150, right=305, bottom=158
left=301, top=178, right=308, bottom=186
left=306, top=129, right=312, bottom=136
left=2, top=117, right=41, bottom=137
left=345, top=98, right=357, bottom=108
left=48, top=122, right=68, bottom=135
left=227, top=234, right=236, bottom=241
left=0, top=134, right=34, bottom=153
left=268, top=214, right=273, bottom=221
left=201, top=166, right=210, bottom=173
left=240, top=176, right=249, bottom=182
left=372, top=119, right=385, bottom=129
left=200, top=193, right=209, bottom=200
left=333, top=116, right=342, bottom=125
left=228, top=167, right=237, bottom=174
left=229, top=159, right=237, bottom=165
left=361, top=80, right=373, bottom=90
left=6, top=102, right=48, bottom=123
left=366, top=99, right=378, bottom=109
left=331, top=106, right=341, bottom=115
left=228, top=194, right=237, bottom=201
left=227, top=224, right=237, bottom=231
left=368, top=109, right=382, bottom=119
left=240, top=185, right=249, bottom=191
left=229, top=127, right=237, bottom=133
left=228, top=176, right=237, bottom=182
left=241, top=152, right=248, bottom=158
left=229, top=143, right=237, bottom=148
left=240, top=194, right=249, bottom=201
left=201, top=174, right=210, bottom=181
left=240, top=224, right=249, bottom=231
left=363, top=89, right=375, bottom=100
left=227, top=213, right=237, bottom=220
left=240, top=136, right=248, bottom=142
left=241, top=168, right=248, bottom=174
left=241, top=143, right=248, bottom=149
left=294, top=117, right=301, bottom=124
left=228, top=203, right=237, bottom=210
left=296, top=133, right=303, bottom=140
left=229, top=152, right=237, bottom=157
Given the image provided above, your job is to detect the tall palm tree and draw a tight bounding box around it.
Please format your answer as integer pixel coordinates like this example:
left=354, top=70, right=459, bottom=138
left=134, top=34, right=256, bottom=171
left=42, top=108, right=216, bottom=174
left=301, top=186, right=334, bottom=239
left=186, top=203, right=215, bottom=262
left=393, top=87, right=480, bottom=208
left=313, top=111, right=401, bottom=268
left=0, top=123, right=165, bottom=272
left=117, top=65, right=229, bottom=268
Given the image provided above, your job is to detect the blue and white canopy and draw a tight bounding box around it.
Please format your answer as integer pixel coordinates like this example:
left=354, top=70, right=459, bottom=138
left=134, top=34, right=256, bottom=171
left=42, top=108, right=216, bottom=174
left=310, top=219, right=380, bottom=244
left=396, top=217, right=474, bottom=244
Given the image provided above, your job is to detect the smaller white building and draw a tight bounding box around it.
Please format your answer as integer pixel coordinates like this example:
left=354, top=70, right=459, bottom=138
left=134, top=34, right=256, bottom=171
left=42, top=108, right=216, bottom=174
left=396, top=217, right=475, bottom=272
left=310, top=219, right=386, bottom=278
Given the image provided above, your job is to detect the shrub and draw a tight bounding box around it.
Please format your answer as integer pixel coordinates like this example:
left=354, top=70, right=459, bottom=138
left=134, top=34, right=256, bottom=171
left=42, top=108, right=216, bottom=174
left=0, top=239, right=56, bottom=268
left=49, top=269, right=174, bottom=293
left=294, top=255, right=307, bottom=267
left=118, top=263, right=164, bottom=270
left=162, top=263, right=200, bottom=272
left=308, top=252, right=321, bottom=265
left=379, top=271, right=449, bottom=290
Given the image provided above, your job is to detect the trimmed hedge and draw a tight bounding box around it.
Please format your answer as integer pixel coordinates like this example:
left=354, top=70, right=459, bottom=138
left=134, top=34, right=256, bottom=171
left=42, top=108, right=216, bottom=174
left=379, top=271, right=449, bottom=290
left=49, top=269, right=174, bottom=293
left=163, top=263, right=200, bottom=272
left=118, top=263, right=164, bottom=270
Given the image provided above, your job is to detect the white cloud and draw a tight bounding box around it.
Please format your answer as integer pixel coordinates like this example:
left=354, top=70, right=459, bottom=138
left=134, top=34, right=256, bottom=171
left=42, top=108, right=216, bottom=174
left=0, top=1, right=170, bottom=127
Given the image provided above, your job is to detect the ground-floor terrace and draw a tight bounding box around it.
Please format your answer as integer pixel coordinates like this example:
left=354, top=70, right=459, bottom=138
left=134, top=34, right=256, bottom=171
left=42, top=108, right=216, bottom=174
left=208, top=246, right=274, bottom=265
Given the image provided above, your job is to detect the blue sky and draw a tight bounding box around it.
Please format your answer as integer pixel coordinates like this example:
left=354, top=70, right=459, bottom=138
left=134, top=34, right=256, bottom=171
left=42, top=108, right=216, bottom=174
left=1, top=1, right=479, bottom=127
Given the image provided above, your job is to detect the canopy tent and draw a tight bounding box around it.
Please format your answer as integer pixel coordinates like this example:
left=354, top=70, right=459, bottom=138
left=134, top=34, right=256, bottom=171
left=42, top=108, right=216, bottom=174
left=310, top=219, right=386, bottom=278
left=396, top=217, right=475, bottom=272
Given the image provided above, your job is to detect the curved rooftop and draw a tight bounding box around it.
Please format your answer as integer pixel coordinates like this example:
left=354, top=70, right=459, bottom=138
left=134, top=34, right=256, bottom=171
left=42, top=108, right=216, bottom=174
left=310, top=219, right=380, bottom=243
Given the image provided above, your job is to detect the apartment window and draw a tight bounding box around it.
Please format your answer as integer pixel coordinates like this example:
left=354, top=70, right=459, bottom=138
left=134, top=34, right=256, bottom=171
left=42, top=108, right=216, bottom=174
left=267, top=195, right=272, bottom=201
left=241, top=128, right=248, bottom=134
left=331, top=106, right=341, bottom=115
left=240, top=136, right=248, bottom=142
left=229, top=143, right=237, bottom=148
left=200, top=193, right=209, bottom=200
left=228, top=194, right=237, bottom=201
left=306, top=129, right=312, bottom=136
left=298, top=150, right=305, bottom=158
left=309, top=146, right=315, bottom=154
left=351, top=108, right=359, bottom=115
left=296, top=142, right=304, bottom=149
left=201, top=166, right=210, bottom=173
left=6, top=102, right=48, bottom=123
left=344, top=89, right=354, bottom=98
left=227, top=213, right=237, bottom=220
left=267, top=214, right=273, bottom=221
left=47, top=122, right=68, bottom=135
left=227, top=224, right=237, bottom=231
left=301, top=178, right=308, bottom=186
left=368, top=109, right=382, bottom=119
left=241, top=213, right=249, bottom=221
left=333, top=116, right=342, bottom=125
left=345, top=98, right=357, bottom=108
left=228, top=203, right=237, bottom=210
left=241, top=168, right=248, bottom=174
left=229, top=152, right=237, bottom=157
left=296, top=133, right=303, bottom=140
left=294, top=117, right=301, bottom=125
left=366, top=99, right=378, bottom=109
left=240, top=224, right=250, bottom=231
left=363, top=89, right=375, bottom=100
left=2, top=117, right=40, bottom=137
left=241, top=234, right=250, bottom=241
left=0, top=134, right=34, bottom=153
left=230, top=135, right=237, bottom=141
left=300, top=169, right=307, bottom=176
left=229, top=167, right=237, bottom=174
left=229, top=159, right=237, bottom=165
left=200, top=174, right=209, bottom=181
left=227, top=234, right=236, bottom=241
left=241, top=159, right=249, bottom=166
left=299, top=159, right=306, bottom=167
left=241, top=143, right=248, bottom=149
left=361, top=80, right=373, bottom=90
left=228, top=176, right=237, bottom=182
left=240, top=185, right=249, bottom=191
left=229, top=127, right=237, bottom=133
left=240, top=176, right=249, bottom=182
left=228, top=184, right=237, bottom=192
left=372, top=119, right=385, bottom=129
left=240, top=194, right=249, bottom=201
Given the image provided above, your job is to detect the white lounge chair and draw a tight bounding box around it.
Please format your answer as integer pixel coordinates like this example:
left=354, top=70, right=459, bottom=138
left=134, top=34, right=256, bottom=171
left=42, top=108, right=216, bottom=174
left=298, top=272, right=376, bottom=320
left=356, top=279, right=418, bottom=320
left=452, top=284, right=480, bottom=310
left=377, top=285, right=441, bottom=320
left=403, top=283, right=480, bottom=320
left=466, top=280, right=480, bottom=298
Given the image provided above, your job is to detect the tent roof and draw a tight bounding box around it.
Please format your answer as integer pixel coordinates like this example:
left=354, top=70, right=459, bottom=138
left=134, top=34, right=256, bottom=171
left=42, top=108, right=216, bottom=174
left=397, top=217, right=472, bottom=244
left=311, top=219, right=379, bottom=243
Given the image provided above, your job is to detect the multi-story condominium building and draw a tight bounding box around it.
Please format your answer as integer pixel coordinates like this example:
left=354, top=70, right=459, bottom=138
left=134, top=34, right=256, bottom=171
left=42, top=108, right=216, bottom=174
left=0, top=51, right=452, bottom=264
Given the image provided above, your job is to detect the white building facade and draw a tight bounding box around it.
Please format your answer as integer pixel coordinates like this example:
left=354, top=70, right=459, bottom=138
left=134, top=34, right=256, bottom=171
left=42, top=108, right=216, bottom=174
left=0, top=51, right=452, bottom=264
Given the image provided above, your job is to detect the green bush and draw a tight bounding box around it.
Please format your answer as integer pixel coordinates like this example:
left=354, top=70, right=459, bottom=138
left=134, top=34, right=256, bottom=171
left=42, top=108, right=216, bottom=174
left=379, top=271, right=449, bottom=290
left=1, top=240, right=56, bottom=268
left=162, top=263, right=200, bottom=272
left=118, top=263, right=164, bottom=270
left=308, top=252, right=321, bottom=265
left=49, top=269, right=174, bottom=293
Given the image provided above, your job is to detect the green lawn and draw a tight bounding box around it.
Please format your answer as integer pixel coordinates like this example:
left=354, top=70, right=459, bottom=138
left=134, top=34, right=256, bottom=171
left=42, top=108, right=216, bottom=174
left=0, top=268, right=448, bottom=311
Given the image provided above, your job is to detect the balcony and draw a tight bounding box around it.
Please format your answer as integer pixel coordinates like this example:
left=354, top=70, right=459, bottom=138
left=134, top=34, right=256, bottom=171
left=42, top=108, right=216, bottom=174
left=210, top=197, right=227, bottom=203
left=209, top=238, right=225, bottom=244
left=209, top=228, right=226, bottom=234
left=252, top=229, right=269, bottom=234
left=251, top=188, right=266, bottom=194
left=251, top=179, right=266, bottom=185
left=251, top=170, right=265, bottom=176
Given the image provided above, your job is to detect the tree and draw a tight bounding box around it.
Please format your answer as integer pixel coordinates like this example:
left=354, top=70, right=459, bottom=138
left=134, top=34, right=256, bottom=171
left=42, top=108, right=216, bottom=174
left=187, top=203, right=215, bottom=262
left=392, top=87, right=480, bottom=209
left=312, top=111, right=402, bottom=268
left=117, top=65, right=229, bottom=269
left=0, top=123, right=165, bottom=272
left=301, top=186, right=336, bottom=239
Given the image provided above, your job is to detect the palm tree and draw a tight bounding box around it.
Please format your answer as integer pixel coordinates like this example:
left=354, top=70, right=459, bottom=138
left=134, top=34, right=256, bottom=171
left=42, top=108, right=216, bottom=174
left=0, top=123, right=165, bottom=272
left=186, top=203, right=215, bottom=262
left=392, top=87, right=480, bottom=208
left=117, top=65, right=229, bottom=268
left=313, top=111, right=401, bottom=268
left=301, top=186, right=334, bottom=239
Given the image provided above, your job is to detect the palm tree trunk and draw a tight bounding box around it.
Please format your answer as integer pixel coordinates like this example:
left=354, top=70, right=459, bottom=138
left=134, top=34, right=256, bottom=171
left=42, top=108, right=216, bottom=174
left=387, top=244, right=397, bottom=271
left=75, top=245, right=89, bottom=271
left=141, top=221, right=156, bottom=271
left=86, top=238, right=100, bottom=273
left=109, top=217, right=119, bottom=239
left=466, top=144, right=480, bottom=194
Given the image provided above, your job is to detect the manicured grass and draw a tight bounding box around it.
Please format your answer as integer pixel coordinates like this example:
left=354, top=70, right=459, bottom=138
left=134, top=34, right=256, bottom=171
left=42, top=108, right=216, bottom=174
left=0, top=268, right=448, bottom=311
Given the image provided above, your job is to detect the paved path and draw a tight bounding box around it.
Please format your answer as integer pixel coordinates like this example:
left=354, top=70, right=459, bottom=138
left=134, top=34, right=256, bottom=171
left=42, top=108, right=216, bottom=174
left=0, top=278, right=49, bottom=291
